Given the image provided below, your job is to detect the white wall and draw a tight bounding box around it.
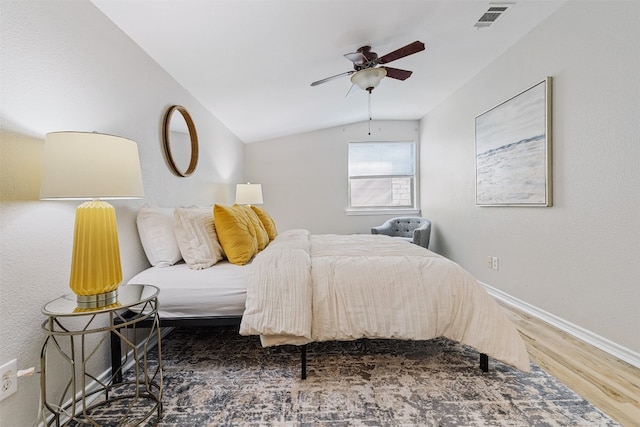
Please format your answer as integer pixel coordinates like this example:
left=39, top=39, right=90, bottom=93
left=246, top=1, right=640, bottom=363
left=2, top=3, right=637, bottom=425
left=245, top=120, right=420, bottom=234
left=0, top=1, right=244, bottom=425
left=420, top=1, right=639, bottom=357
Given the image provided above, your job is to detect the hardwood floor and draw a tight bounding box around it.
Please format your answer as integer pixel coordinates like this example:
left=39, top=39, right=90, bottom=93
left=502, top=304, right=640, bottom=427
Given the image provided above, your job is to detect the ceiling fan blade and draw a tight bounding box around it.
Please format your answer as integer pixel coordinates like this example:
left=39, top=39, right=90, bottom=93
left=381, top=66, right=413, bottom=81
left=345, top=83, right=359, bottom=98
left=310, top=70, right=354, bottom=86
left=345, top=46, right=376, bottom=65
left=377, top=41, right=425, bottom=64
left=344, top=52, right=367, bottom=65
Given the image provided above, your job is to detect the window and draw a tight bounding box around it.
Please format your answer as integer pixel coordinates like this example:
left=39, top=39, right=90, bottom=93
left=348, top=141, right=417, bottom=212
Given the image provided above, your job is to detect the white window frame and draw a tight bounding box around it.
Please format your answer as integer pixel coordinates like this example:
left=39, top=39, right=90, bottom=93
left=346, top=140, right=420, bottom=215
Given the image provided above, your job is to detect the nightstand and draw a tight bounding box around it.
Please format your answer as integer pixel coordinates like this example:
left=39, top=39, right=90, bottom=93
left=41, top=284, right=162, bottom=426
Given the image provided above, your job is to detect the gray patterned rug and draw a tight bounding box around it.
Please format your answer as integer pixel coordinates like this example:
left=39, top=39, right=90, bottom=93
left=131, top=326, right=616, bottom=427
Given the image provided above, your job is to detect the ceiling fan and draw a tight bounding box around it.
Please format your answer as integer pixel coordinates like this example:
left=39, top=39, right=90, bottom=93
left=311, top=41, right=426, bottom=93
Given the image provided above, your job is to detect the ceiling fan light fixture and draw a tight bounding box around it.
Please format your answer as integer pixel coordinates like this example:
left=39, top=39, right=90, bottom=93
left=350, top=68, right=387, bottom=92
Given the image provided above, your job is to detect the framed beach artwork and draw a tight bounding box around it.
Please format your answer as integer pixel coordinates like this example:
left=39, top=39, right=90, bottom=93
left=475, top=77, right=552, bottom=206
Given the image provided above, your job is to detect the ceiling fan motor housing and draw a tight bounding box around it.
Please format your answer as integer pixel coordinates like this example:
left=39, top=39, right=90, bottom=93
left=353, top=46, right=379, bottom=70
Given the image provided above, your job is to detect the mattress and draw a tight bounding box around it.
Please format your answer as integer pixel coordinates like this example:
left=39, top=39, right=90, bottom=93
left=126, top=261, right=249, bottom=318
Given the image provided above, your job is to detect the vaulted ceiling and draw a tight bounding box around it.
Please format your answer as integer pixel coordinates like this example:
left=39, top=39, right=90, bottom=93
left=92, top=0, right=565, bottom=143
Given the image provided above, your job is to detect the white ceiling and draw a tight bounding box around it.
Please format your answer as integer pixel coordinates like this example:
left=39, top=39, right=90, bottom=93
left=91, top=0, right=565, bottom=143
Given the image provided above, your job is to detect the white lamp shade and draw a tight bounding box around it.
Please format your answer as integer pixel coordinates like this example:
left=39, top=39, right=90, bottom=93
left=40, top=132, right=144, bottom=200
left=235, top=183, right=263, bottom=205
left=350, top=68, right=387, bottom=91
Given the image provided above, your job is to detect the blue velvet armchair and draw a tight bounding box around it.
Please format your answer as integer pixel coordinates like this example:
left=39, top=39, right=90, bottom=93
left=371, top=217, right=431, bottom=249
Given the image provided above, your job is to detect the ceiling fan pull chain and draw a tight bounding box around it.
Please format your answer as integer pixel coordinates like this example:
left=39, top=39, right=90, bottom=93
left=368, top=91, right=372, bottom=135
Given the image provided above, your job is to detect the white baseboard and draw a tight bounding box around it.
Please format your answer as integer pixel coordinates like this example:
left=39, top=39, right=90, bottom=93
left=481, top=281, right=640, bottom=370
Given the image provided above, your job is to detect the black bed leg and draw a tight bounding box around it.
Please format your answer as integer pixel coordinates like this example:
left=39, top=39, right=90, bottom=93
left=110, top=330, right=122, bottom=383
left=479, top=353, right=489, bottom=372
left=301, top=345, right=307, bottom=380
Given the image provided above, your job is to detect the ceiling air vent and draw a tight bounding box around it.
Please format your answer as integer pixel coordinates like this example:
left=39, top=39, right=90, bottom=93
left=474, top=3, right=513, bottom=28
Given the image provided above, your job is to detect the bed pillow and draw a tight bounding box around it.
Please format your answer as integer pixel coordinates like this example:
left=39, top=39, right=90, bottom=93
left=213, top=204, right=258, bottom=265
left=240, top=205, right=269, bottom=250
left=136, top=205, right=182, bottom=267
left=251, top=205, right=278, bottom=241
left=173, top=207, right=225, bottom=270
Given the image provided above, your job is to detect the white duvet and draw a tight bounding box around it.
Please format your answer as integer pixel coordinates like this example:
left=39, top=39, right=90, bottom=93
left=240, top=229, right=530, bottom=371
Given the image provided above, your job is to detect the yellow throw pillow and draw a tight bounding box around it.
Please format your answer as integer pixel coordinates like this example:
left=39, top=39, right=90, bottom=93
left=213, top=204, right=258, bottom=265
left=251, top=205, right=278, bottom=241
left=239, top=205, right=269, bottom=251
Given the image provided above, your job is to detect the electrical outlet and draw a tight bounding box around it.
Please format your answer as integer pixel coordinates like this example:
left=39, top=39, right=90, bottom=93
left=492, top=256, right=499, bottom=270
left=0, top=359, right=18, bottom=401
left=487, top=256, right=493, bottom=268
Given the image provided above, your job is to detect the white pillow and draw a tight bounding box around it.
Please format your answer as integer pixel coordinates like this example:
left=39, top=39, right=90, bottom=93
left=136, top=205, right=182, bottom=267
left=173, top=207, right=225, bottom=270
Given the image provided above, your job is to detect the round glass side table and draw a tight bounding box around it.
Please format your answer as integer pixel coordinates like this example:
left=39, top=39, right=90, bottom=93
left=41, top=284, right=162, bottom=426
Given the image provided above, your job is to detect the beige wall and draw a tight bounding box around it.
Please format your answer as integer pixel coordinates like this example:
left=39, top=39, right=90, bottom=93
left=420, top=1, right=639, bottom=357
left=0, top=2, right=244, bottom=425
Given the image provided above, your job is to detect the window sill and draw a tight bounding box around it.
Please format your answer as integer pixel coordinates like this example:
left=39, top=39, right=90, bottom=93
left=345, top=208, right=421, bottom=216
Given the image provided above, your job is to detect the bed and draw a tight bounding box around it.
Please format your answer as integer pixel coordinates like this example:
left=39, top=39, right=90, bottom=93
left=239, top=229, right=530, bottom=374
left=112, top=205, right=529, bottom=380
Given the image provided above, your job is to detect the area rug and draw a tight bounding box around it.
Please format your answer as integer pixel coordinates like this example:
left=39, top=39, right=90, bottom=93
left=135, top=326, right=618, bottom=426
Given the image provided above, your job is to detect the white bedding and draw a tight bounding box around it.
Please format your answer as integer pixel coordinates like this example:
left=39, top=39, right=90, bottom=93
left=240, top=229, right=530, bottom=372
left=126, top=261, right=249, bottom=318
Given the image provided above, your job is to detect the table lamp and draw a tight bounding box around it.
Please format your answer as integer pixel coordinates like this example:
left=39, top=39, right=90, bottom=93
left=40, top=132, right=144, bottom=308
left=235, top=183, right=263, bottom=206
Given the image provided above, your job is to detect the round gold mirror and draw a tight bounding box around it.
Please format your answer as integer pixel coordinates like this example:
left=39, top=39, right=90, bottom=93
left=162, top=105, right=199, bottom=177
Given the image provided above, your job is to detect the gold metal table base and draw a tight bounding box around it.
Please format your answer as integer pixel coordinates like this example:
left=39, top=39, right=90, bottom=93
left=41, top=285, right=162, bottom=426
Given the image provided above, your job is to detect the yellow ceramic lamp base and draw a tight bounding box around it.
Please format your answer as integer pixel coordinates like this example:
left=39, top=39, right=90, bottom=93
left=70, top=200, right=122, bottom=308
